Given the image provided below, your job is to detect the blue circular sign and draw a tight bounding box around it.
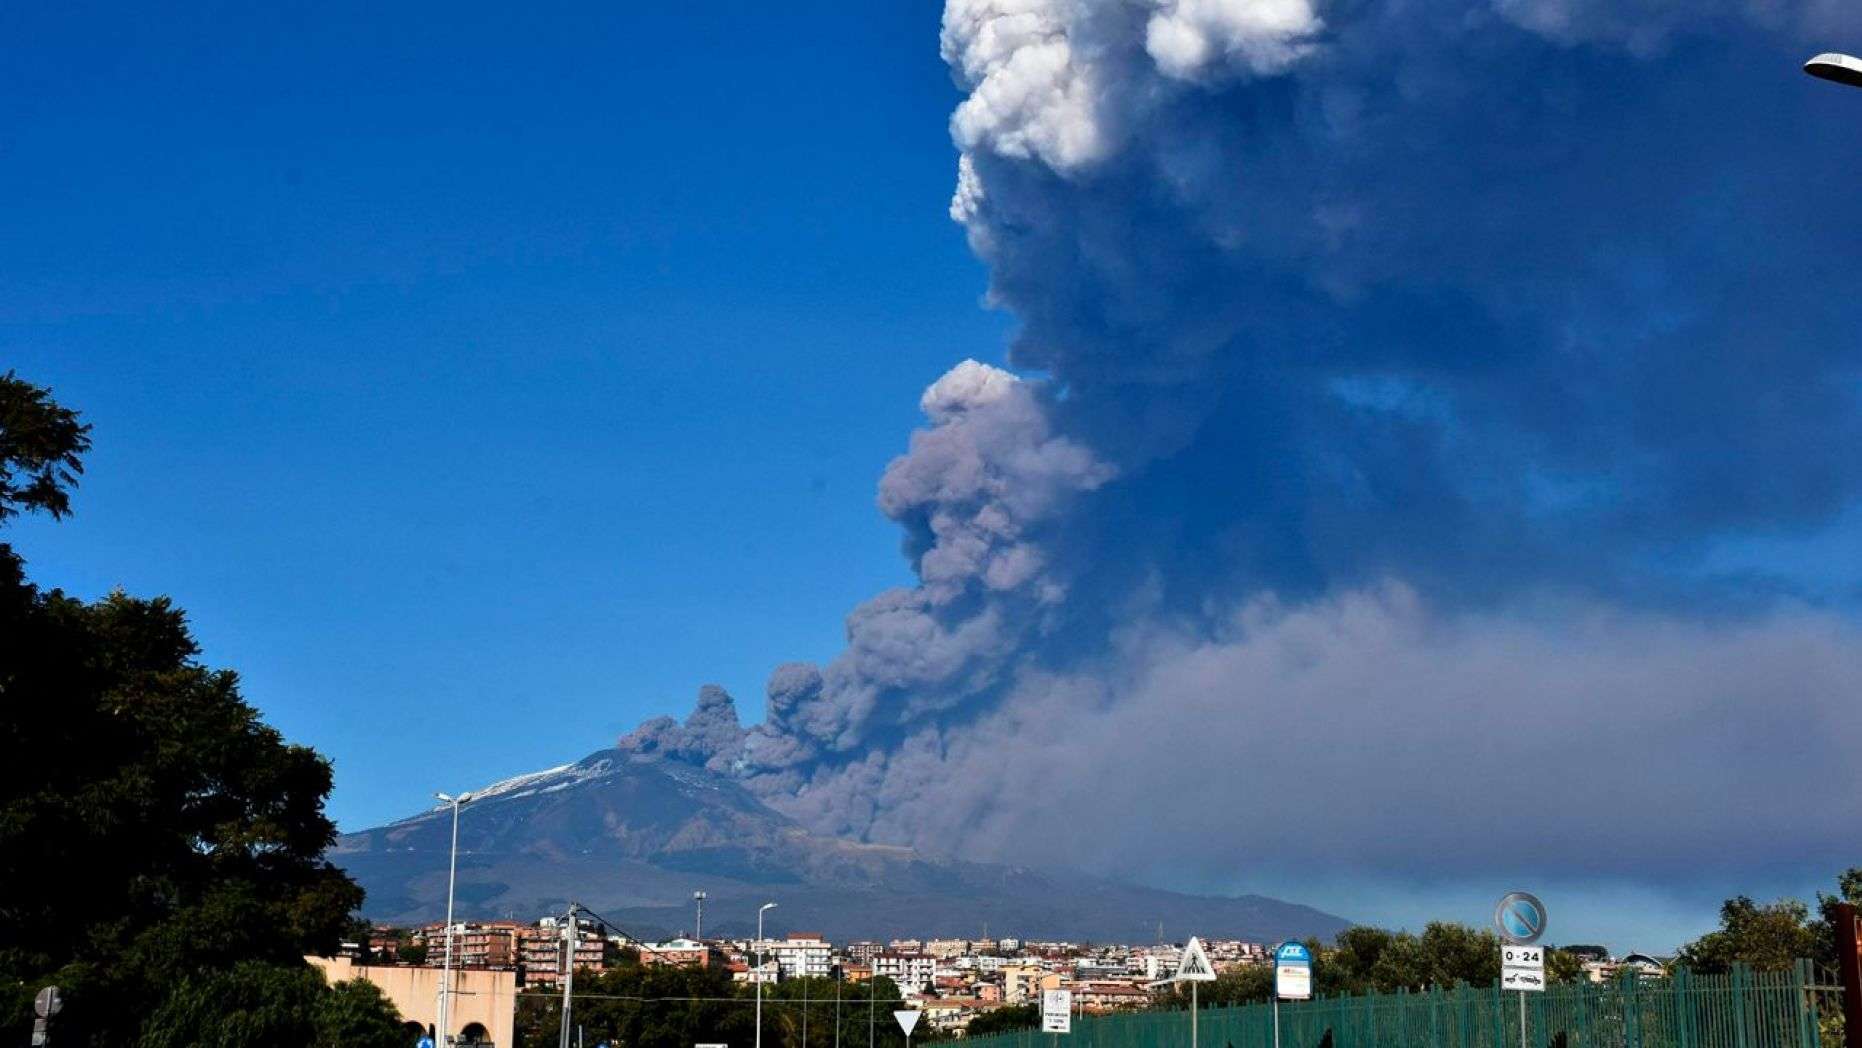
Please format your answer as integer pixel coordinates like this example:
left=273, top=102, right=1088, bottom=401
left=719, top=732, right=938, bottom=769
left=1494, top=891, right=1547, bottom=944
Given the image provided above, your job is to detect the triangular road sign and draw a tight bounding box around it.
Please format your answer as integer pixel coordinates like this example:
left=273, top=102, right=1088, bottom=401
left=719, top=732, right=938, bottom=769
left=894, top=1010, right=922, bottom=1037
left=1175, top=936, right=1216, bottom=982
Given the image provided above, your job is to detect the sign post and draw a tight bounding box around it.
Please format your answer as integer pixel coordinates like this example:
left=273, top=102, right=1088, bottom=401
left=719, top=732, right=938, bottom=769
left=894, top=1008, right=921, bottom=1048
left=1272, top=942, right=1312, bottom=1048
left=31, top=986, right=61, bottom=1047
left=1042, top=989, right=1072, bottom=1038
left=1494, top=892, right=1548, bottom=1048
left=1174, top=937, right=1216, bottom=1048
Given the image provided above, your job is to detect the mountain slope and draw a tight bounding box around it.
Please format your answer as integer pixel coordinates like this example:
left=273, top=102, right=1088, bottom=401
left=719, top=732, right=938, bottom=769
left=333, top=749, right=1349, bottom=943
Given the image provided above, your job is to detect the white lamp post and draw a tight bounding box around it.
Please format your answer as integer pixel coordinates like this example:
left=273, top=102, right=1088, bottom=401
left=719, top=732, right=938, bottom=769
left=1805, top=53, right=1862, bottom=88
left=755, top=902, right=778, bottom=1048
left=434, top=791, right=473, bottom=1046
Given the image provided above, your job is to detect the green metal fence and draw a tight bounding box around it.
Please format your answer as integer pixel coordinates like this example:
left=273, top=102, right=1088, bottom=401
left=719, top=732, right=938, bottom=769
left=965, top=964, right=1844, bottom=1048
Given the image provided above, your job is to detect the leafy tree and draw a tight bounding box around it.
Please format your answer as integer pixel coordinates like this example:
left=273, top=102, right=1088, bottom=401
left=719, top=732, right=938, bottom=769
left=1678, top=896, right=1825, bottom=973
left=966, top=1003, right=1039, bottom=1037
left=399, top=942, right=431, bottom=965
left=1544, top=947, right=1586, bottom=985
left=517, top=966, right=912, bottom=1048
left=0, top=370, right=90, bottom=526
left=136, top=961, right=406, bottom=1048
left=0, top=373, right=376, bottom=1043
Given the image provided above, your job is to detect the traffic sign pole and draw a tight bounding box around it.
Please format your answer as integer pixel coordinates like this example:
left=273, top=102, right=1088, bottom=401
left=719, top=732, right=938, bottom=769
left=1494, top=892, right=1549, bottom=1048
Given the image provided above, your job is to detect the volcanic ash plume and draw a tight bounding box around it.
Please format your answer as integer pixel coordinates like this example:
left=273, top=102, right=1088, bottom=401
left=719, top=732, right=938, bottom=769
left=626, top=0, right=1862, bottom=897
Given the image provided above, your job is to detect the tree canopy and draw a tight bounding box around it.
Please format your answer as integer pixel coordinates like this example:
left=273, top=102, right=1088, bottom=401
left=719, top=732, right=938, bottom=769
left=0, top=373, right=386, bottom=1044
left=0, top=370, right=91, bottom=526
left=515, top=963, right=915, bottom=1048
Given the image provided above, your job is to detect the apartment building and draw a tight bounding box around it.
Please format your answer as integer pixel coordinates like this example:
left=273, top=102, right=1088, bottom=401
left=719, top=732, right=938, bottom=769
left=764, top=932, right=833, bottom=980
left=873, top=951, right=937, bottom=995
left=640, top=937, right=726, bottom=969
left=518, top=919, right=615, bottom=987
left=1001, top=964, right=1065, bottom=1004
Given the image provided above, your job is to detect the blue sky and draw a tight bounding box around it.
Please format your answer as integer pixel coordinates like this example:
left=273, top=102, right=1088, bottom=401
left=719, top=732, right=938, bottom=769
left=2, top=0, right=1002, bottom=828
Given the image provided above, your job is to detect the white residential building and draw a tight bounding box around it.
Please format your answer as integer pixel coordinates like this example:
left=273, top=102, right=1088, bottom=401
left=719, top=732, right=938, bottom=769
left=764, top=933, right=833, bottom=980
left=874, top=951, right=937, bottom=994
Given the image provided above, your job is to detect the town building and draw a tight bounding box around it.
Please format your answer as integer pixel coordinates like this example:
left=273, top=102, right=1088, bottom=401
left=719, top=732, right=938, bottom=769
left=1001, top=964, right=1065, bottom=1003
left=765, top=932, right=834, bottom=980
left=874, top=951, right=937, bottom=995
left=310, top=955, right=516, bottom=1048
left=1073, top=980, right=1153, bottom=1013
left=921, top=997, right=1002, bottom=1034
left=518, top=918, right=615, bottom=986
left=640, top=937, right=727, bottom=969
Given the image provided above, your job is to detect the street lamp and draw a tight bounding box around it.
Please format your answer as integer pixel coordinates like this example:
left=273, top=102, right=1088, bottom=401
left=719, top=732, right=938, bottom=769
left=1805, top=52, right=1862, bottom=88
left=434, top=791, right=474, bottom=1047
left=755, top=902, right=778, bottom=1048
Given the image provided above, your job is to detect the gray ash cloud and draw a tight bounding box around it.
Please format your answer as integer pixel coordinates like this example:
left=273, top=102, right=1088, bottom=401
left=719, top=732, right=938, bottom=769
left=622, top=0, right=1862, bottom=901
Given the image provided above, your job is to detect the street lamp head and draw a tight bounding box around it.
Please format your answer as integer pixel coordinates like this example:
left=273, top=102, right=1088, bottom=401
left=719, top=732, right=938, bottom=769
left=436, top=792, right=454, bottom=803
left=1805, top=52, right=1862, bottom=88
left=760, top=902, right=778, bottom=913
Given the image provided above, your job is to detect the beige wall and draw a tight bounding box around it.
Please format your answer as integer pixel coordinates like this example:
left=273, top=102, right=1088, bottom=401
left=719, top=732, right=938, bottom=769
left=309, top=955, right=516, bottom=1047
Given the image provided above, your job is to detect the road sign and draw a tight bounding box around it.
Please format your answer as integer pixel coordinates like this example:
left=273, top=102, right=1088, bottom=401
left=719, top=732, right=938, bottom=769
left=33, top=987, right=61, bottom=1018
left=1042, top=989, right=1072, bottom=1034
left=1175, top=937, right=1216, bottom=982
left=1274, top=942, right=1312, bottom=1000
left=894, top=1010, right=921, bottom=1037
left=1501, top=944, right=1545, bottom=992
left=1493, top=892, right=1548, bottom=945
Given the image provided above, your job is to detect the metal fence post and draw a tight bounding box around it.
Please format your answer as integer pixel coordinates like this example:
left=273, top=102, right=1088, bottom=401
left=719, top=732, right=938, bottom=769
left=1732, top=964, right=1751, bottom=1048
left=1794, top=959, right=1817, bottom=1048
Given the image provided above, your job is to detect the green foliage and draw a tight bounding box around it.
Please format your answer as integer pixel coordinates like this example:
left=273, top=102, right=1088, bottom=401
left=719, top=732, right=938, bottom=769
left=135, top=961, right=406, bottom=1048
left=965, top=1003, right=1040, bottom=1037
left=1164, top=923, right=1587, bottom=1014
left=0, top=374, right=374, bottom=1043
left=1678, top=896, right=1826, bottom=973
left=400, top=941, right=431, bottom=965
left=516, top=967, right=911, bottom=1048
left=314, top=978, right=413, bottom=1048
left=0, top=371, right=91, bottom=524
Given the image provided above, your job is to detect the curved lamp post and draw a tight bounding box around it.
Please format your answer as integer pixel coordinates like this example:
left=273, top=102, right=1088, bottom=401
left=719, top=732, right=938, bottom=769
left=1806, top=52, right=1862, bottom=88
left=755, top=902, right=778, bottom=1048
left=434, top=791, right=474, bottom=1046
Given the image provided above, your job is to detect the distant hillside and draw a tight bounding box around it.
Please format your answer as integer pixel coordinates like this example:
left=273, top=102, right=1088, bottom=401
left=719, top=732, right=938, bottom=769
left=333, top=748, right=1350, bottom=943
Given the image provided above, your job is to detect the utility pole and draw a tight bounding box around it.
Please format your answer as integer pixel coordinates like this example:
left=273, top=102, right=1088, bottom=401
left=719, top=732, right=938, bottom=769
left=559, top=902, right=579, bottom=1048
